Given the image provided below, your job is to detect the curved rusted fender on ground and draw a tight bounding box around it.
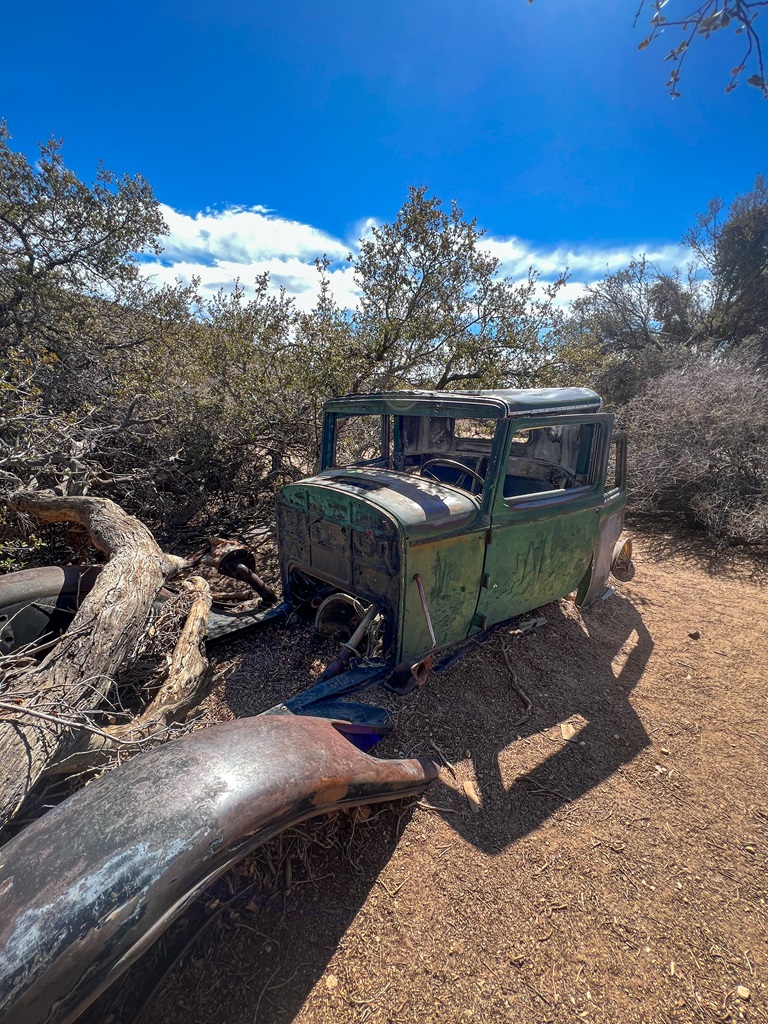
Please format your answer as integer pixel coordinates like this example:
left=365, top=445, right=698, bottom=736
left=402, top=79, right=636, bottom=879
left=0, top=715, right=438, bottom=1024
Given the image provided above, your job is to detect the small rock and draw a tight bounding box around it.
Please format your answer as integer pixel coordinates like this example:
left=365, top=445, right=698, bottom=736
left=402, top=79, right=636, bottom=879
left=661, top=747, right=671, bottom=755
left=325, top=974, right=338, bottom=991
left=688, top=630, right=701, bottom=640
left=613, top=733, right=620, bottom=741
left=561, top=722, right=577, bottom=741
left=745, top=845, right=756, bottom=853
left=736, top=986, right=751, bottom=1001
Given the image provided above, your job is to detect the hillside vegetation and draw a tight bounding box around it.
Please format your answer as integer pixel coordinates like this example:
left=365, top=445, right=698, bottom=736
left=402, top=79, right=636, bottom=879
left=2, top=125, right=767, bottom=554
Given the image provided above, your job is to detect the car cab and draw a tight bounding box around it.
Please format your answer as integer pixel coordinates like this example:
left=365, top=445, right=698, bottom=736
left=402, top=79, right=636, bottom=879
left=276, top=388, right=628, bottom=670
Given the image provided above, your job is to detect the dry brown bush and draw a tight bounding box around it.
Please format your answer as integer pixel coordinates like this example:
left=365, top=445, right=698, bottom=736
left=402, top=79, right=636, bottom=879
left=624, top=356, right=768, bottom=546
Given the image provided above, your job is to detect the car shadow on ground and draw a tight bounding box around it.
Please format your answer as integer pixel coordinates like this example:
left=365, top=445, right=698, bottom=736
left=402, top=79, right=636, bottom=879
left=418, top=592, right=653, bottom=852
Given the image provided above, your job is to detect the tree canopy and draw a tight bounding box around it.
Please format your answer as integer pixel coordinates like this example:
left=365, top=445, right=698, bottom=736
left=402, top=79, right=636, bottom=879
left=1, top=127, right=766, bottom=552
left=350, top=186, right=566, bottom=392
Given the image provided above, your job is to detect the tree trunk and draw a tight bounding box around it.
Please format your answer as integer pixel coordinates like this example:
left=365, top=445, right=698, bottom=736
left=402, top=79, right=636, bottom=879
left=0, top=493, right=186, bottom=831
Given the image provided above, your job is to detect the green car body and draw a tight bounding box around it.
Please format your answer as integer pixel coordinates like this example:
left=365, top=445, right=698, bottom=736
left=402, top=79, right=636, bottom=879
left=276, top=388, right=627, bottom=668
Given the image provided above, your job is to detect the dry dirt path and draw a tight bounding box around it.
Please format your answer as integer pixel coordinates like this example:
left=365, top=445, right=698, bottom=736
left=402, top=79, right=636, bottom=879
left=102, top=534, right=767, bottom=1024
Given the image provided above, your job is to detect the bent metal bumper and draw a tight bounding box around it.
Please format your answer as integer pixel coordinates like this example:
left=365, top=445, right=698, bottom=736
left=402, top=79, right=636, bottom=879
left=0, top=715, right=437, bottom=1024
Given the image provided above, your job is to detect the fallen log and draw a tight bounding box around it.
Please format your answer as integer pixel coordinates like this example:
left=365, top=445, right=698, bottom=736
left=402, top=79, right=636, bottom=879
left=0, top=492, right=190, bottom=832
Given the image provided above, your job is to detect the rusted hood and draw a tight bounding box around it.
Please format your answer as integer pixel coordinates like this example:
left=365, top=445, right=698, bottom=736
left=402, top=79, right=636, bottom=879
left=0, top=715, right=437, bottom=1024
left=282, top=467, right=479, bottom=539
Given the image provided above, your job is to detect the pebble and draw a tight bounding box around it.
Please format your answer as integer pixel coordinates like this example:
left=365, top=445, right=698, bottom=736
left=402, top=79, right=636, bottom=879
left=736, top=986, right=751, bottom=1001
left=325, top=974, right=338, bottom=990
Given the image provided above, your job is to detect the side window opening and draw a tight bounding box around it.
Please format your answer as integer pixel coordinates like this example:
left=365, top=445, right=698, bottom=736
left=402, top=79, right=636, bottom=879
left=503, top=422, right=597, bottom=502
left=332, top=415, right=390, bottom=468
left=606, top=431, right=627, bottom=493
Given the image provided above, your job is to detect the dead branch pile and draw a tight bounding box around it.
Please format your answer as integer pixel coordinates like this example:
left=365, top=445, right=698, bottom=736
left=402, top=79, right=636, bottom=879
left=0, top=492, right=213, bottom=837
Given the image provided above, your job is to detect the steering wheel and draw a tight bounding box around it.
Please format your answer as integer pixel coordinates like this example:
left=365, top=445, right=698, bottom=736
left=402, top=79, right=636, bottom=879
left=419, top=458, right=485, bottom=492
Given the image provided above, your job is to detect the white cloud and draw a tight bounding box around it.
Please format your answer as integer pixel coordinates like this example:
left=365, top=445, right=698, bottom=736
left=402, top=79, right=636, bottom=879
left=158, top=203, right=348, bottom=264
left=139, top=202, right=690, bottom=314
left=484, top=237, right=689, bottom=283
left=139, top=203, right=357, bottom=312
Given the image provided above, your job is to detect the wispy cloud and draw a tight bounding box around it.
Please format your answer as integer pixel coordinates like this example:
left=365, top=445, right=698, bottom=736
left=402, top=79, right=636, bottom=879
left=484, top=237, right=689, bottom=283
left=138, top=202, right=689, bottom=313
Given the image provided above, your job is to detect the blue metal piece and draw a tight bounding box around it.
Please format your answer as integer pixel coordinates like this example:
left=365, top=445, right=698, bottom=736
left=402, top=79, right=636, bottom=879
left=281, top=662, right=393, bottom=749
left=284, top=661, right=390, bottom=712
left=290, top=698, right=391, bottom=730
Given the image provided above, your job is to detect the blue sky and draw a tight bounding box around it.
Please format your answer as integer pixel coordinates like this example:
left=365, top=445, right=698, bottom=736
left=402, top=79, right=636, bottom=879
left=2, top=0, right=766, bottom=308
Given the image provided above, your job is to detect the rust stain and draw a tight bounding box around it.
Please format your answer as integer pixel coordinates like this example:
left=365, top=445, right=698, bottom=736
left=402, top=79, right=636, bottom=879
left=311, top=780, right=349, bottom=805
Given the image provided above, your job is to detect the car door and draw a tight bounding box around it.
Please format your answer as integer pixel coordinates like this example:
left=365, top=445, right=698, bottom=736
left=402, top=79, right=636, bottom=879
left=473, top=414, right=612, bottom=629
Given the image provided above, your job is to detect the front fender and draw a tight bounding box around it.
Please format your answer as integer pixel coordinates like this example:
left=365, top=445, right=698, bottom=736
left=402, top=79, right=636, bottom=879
left=0, top=715, right=437, bottom=1024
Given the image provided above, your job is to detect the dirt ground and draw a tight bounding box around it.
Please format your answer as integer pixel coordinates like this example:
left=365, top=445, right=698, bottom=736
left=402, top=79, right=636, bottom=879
left=89, top=526, right=768, bottom=1024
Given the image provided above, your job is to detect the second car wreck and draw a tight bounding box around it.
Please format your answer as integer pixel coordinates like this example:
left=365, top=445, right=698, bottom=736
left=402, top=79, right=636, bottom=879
left=0, top=387, right=633, bottom=1024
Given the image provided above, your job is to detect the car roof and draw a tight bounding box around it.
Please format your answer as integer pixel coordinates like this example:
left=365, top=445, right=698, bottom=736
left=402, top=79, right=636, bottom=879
left=324, top=387, right=603, bottom=418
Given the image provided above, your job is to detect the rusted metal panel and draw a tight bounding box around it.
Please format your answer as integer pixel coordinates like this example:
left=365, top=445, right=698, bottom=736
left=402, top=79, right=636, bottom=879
left=476, top=500, right=598, bottom=626
left=577, top=493, right=628, bottom=605
left=0, top=716, right=437, bottom=1024
left=0, top=565, right=100, bottom=653
left=401, top=530, right=487, bottom=658
left=578, top=429, right=629, bottom=605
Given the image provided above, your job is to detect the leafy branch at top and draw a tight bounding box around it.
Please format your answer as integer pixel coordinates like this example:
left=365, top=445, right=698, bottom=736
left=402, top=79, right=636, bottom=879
left=635, top=0, right=768, bottom=97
